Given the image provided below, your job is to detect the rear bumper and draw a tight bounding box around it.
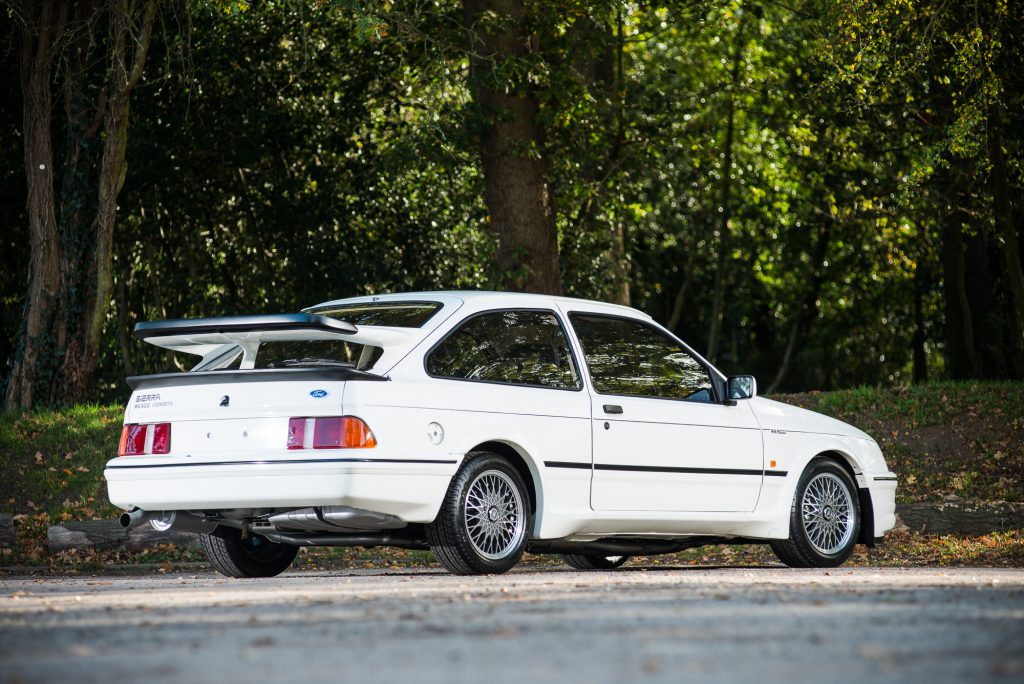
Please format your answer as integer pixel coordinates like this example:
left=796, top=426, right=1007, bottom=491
left=104, top=453, right=458, bottom=523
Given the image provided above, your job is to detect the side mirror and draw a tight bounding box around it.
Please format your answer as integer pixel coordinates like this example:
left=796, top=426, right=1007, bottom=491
left=725, top=375, right=757, bottom=405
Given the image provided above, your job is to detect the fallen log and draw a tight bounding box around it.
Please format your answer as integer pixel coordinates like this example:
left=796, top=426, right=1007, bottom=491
left=0, top=514, right=16, bottom=546
left=895, top=500, right=1024, bottom=536
left=47, top=519, right=199, bottom=554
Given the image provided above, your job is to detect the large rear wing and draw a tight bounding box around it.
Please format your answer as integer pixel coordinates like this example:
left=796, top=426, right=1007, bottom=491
left=134, top=312, right=420, bottom=375
left=135, top=314, right=358, bottom=356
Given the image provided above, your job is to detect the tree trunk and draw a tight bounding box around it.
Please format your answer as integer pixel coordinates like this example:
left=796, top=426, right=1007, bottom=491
left=464, top=0, right=561, bottom=295
left=941, top=210, right=981, bottom=379
left=4, top=0, right=157, bottom=409
left=766, top=222, right=832, bottom=394
left=987, top=107, right=1024, bottom=378
left=667, top=249, right=697, bottom=333
left=705, top=12, right=745, bottom=362
left=5, top=0, right=66, bottom=410
left=912, top=255, right=928, bottom=383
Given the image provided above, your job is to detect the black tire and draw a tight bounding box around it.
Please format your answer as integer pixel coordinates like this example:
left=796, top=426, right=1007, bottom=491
left=562, top=554, right=630, bottom=570
left=770, top=458, right=861, bottom=568
left=426, top=451, right=532, bottom=575
left=200, top=526, right=298, bottom=578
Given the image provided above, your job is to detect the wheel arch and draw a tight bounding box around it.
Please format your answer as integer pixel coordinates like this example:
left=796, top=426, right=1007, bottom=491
left=808, top=448, right=875, bottom=546
left=465, top=439, right=545, bottom=536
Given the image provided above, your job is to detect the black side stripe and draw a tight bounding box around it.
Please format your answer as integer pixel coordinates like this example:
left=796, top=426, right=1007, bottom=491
left=107, top=457, right=458, bottom=470
left=873, top=476, right=898, bottom=481
left=544, top=461, right=788, bottom=477
left=544, top=460, right=592, bottom=470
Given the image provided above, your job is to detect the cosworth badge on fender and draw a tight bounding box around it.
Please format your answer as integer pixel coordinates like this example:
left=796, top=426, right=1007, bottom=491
left=310, top=389, right=329, bottom=398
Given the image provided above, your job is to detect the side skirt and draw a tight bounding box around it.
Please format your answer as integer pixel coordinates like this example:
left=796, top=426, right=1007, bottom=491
left=528, top=536, right=767, bottom=556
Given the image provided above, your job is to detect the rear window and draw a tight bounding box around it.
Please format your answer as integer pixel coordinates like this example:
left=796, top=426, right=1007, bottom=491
left=195, top=340, right=382, bottom=372
left=305, top=301, right=441, bottom=328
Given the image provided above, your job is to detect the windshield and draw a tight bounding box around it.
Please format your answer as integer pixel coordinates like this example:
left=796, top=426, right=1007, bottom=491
left=305, top=301, right=441, bottom=327
left=194, top=339, right=382, bottom=372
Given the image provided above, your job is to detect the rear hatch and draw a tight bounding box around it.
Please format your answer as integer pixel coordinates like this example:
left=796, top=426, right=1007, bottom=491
left=120, top=312, right=408, bottom=460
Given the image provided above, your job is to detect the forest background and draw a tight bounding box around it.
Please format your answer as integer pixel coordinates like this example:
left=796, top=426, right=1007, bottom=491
left=1, top=0, right=1022, bottom=409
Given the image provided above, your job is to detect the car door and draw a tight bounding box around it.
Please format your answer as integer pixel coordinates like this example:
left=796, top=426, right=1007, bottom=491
left=565, top=311, right=764, bottom=513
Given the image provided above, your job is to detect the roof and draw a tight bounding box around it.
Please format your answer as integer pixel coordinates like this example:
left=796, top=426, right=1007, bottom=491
left=307, top=290, right=652, bottom=320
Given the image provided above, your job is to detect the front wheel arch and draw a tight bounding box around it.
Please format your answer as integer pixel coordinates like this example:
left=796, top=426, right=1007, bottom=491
left=771, top=456, right=862, bottom=568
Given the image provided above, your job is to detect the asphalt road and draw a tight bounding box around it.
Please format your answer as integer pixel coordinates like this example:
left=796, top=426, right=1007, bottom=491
left=1, top=566, right=1023, bottom=684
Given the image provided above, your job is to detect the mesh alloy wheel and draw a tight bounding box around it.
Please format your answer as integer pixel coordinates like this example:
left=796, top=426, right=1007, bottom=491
left=463, top=470, right=526, bottom=560
left=801, top=472, right=856, bottom=555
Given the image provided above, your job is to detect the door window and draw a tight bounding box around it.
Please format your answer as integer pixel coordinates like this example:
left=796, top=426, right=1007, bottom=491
left=427, top=310, right=580, bottom=390
left=569, top=313, right=714, bottom=401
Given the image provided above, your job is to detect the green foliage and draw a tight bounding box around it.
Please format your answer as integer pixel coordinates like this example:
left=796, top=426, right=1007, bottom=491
left=1, top=0, right=1022, bottom=401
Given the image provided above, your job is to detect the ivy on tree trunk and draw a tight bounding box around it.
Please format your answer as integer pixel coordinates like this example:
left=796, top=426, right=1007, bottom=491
left=5, top=0, right=157, bottom=409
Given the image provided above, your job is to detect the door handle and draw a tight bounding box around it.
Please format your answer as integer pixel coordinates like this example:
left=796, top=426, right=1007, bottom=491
left=602, top=404, right=623, bottom=415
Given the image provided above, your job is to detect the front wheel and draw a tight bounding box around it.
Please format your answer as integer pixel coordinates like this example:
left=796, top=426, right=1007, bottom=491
left=200, top=527, right=298, bottom=578
left=563, top=554, right=630, bottom=570
left=771, top=458, right=861, bottom=568
left=427, top=452, right=531, bottom=575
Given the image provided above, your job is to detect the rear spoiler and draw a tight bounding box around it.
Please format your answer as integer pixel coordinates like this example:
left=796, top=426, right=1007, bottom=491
left=126, top=367, right=388, bottom=390
left=135, top=313, right=356, bottom=339
left=134, top=313, right=357, bottom=356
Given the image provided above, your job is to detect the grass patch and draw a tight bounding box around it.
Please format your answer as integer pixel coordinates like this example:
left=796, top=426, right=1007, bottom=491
left=779, top=381, right=1024, bottom=503
left=0, top=404, right=123, bottom=520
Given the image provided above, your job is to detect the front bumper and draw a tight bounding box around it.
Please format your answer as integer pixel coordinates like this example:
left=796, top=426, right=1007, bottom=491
left=868, top=471, right=898, bottom=536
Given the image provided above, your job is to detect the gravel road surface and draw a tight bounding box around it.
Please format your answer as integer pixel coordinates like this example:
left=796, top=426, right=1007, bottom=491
left=2, top=566, right=1023, bottom=684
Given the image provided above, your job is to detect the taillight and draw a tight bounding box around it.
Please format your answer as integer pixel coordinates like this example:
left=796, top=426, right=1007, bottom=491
left=287, top=418, right=306, bottom=450
left=313, top=417, right=343, bottom=448
left=119, top=424, right=147, bottom=455
left=151, top=423, right=171, bottom=454
left=287, top=416, right=376, bottom=449
left=118, top=423, right=172, bottom=456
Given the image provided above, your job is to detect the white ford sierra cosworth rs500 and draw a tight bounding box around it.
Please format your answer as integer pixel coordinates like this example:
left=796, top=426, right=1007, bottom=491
left=105, top=291, right=897, bottom=577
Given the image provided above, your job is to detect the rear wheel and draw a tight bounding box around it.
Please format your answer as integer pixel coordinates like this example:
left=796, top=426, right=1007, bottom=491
left=427, top=452, right=531, bottom=575
left=770, top=458, right=860, bottom=568
left=562, top=554, right=630, bottom=570
left=200, top=526, right=298, bottom=578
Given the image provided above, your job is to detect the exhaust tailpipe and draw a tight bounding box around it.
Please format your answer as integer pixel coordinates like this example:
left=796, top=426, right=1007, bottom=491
left=119, top=509, right=217, bottom=534
left=119, top=508, right=150, bottom=529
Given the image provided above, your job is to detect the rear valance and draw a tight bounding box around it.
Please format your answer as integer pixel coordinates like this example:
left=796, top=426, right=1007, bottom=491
left=135, top=313, right=357, bottom=356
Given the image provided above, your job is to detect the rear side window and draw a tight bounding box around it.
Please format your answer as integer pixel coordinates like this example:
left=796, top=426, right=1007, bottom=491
left=569, top=313, right=714, bottom=402
left=426, top=310, right=580, bottom=390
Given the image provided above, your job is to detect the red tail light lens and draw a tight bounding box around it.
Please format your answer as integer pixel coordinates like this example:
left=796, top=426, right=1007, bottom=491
left=287, top=417, right=306, bottom=449
left=289, top=416, right=376, bottom=449
left=118, top=424, right=148, bottom=456
left=313, top=417, right=343, bottom=449
left=151, top=423, right=171, bottom=454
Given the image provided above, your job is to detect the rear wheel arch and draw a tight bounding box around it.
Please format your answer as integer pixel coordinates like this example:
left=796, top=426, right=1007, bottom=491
left=469, top=440, right=542, bottom=518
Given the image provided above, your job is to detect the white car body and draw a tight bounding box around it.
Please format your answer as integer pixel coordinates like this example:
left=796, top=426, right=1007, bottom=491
left=105, top=291, right=897, bottom=568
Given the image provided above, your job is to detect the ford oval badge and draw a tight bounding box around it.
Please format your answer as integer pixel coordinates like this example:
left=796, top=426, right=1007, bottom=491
left=310, top=389, right=329, bottom=398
